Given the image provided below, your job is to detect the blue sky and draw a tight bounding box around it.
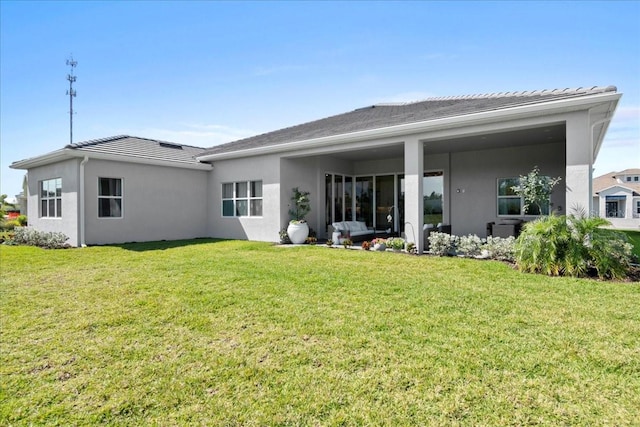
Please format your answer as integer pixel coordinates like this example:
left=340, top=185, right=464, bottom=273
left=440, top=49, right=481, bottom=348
left=1, top=1, right=639, bottom=197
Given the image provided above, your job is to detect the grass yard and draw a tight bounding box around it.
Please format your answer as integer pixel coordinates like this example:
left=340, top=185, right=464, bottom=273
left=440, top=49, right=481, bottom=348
left=622, top=230, right=640, bottom=259
left=1, top=240, right=639, bottom=426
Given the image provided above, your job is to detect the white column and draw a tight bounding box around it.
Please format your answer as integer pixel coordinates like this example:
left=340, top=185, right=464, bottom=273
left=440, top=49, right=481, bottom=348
left=565, top=112, right=593, bottom=216
left=404, top=138, right=424, bottom=252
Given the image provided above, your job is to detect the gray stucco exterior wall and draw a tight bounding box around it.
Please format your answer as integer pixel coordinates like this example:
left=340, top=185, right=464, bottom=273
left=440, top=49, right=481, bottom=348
left=449, top=142, right=565, bottom=236
left=82, top=160, right=209, bottom=245
left=26, top=158, right=81, bottom=245
left=208, top=154, right=282, bottom=242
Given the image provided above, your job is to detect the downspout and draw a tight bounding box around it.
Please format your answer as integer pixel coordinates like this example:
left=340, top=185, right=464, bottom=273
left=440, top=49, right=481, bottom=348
left=79, top=156, right=89, bottom=247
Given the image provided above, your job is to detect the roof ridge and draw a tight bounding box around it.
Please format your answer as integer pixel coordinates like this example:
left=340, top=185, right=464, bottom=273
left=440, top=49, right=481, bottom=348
left=67, top=135, right=207, bottom=150
left=67, top=135, right=129, bottom=148
left=374, top=85, right=617, bottom=106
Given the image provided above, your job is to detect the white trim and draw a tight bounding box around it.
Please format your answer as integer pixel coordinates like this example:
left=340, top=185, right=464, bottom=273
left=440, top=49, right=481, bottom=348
left=595, top=184, right=638, bottom=195
left=39, top=177, right=62, bottom=218
left=11, top=148, right=213, bottom=171
left=97, top=177, right=124, bottom=219
left=221, top=180, right=263, bottom=218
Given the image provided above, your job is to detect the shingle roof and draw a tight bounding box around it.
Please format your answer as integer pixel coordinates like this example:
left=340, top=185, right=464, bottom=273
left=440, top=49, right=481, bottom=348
left=594, top=168, right=640, bottom=196
left=68, top=135, right=207, bottom=165
left=199, top=86, right=618, bottom=157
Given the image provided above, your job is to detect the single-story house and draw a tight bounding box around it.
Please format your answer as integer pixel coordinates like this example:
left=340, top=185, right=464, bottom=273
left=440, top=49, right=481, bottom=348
left=593, top=168, right=640, bottom=229
left=11, top=85, right=621, bottom=252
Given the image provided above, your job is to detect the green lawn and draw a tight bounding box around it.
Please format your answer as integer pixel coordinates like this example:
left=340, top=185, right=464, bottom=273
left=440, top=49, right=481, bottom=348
left=622, top=230, right=640, bottom=259
left=1, top=240, right=639, bottom=426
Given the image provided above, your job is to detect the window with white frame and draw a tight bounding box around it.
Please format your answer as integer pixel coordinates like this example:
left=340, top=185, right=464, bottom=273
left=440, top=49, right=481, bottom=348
left=636, top=201, right=640, bottom=214
left=98, top=178, right=123, bottom=218
left=497, top=177, right=550, bottom=216
left=40, top=178, right=62, bottom=218
left=222, top=180, right=262, bottom=217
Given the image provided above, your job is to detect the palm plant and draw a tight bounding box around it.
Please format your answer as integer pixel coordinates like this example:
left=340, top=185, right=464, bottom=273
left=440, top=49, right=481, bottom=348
left=515, top=213, right=633, bottom=279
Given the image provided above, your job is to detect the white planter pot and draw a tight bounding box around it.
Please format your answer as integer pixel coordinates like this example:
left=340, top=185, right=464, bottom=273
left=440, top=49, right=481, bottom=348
left=287, top=222, right=309, bottom=244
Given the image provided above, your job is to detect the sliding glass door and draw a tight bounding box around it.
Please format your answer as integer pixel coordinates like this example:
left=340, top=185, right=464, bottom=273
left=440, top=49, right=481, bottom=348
left=326, top=171, right=442, bottom=235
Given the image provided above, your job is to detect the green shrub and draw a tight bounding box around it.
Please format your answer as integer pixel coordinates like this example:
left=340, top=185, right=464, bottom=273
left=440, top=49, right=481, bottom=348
left=1, top=219, right=20, bottom=231
left=387, top=237, right=406, bottom=251
left=16, top=215, right=27, bottom=226
left=457, top=234, right=484, bottom=257
left=9, top=227, right=70, bottom=249
left=515, top=214, right=633, bottom=280
left=428, top=232, right=458, bottom=256
left=279, top=228, right=291, bottom=244
left=485, top=236, right=516, bottom=261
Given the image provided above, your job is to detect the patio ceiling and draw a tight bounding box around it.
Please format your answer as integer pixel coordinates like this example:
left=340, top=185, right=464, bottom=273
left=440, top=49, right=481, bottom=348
left=328, top=124, right=566, bottom=162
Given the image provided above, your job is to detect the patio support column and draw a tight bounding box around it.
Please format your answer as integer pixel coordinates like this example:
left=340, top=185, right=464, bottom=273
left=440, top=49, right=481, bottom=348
left=404, top=137, right=424, bottom=253
left=565, top=111, right=593, bottom=216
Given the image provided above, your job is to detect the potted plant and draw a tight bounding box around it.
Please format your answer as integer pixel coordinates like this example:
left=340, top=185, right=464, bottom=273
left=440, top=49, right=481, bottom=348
left=286, top=187, right=311, bottom=244
left=387, top=237, right=405, bottom=252
left=371, top=238, right=387, bottom=251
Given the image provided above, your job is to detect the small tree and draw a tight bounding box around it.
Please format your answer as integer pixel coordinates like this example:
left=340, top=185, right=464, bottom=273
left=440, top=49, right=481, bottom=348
left=0, top=194, right=13, bottom=218
left=288, top=187, right=311, bottom=223
left=511, top=166, right=562, bottom=215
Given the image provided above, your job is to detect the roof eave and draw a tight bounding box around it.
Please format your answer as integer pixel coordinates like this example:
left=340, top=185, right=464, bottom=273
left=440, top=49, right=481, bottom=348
left=594, top=184, right=638, bottom=195
left=197, top=91, right=622, bottom=162
left=73, top=150, right=213, bottom=170
left=10, top=148, right=77, bottom=169
left=591, top=97, right=621, bottom=162
left=11, top=147, right=213, bottom=171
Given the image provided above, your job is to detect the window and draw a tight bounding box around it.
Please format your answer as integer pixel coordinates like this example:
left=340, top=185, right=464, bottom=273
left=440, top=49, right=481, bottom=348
left=627, top=177, right=632, bottom=182
left=497, top=177, right=550, bottom=216
left=497, top=178, right=522, bottom=216
left=637, top=201, right=640, bottom=215
left=222, top=180, right=262, bottom=217
left=40, top=178, right=62, bottom=218
left=98, top=178, right=123, bottom=218
left=635, top=176, right=639, bottom=182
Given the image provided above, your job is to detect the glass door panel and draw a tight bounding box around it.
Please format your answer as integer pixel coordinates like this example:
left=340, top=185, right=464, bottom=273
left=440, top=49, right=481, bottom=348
left=398, top=174, right=405, bottom=233
left=325, top=174, right=332, bottom=229
left=345, top=176, right=353, bottom=221
left=355, top=176, right=373, bottom=228
left=376, top=175, right=395, bottom=232
left=334, top=175, right=343, bottom=222
left=424, top=171, right=444, bottom=226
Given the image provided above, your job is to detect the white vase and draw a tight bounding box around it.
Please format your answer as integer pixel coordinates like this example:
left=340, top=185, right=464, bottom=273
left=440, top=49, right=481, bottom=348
left=374, top=243, right=386, bottom=251
left=287, top=222, right=309, bottom=244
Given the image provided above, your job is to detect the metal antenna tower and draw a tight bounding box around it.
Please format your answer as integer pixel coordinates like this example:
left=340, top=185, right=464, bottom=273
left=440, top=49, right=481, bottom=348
left=66, top=55, right=77, bottom=145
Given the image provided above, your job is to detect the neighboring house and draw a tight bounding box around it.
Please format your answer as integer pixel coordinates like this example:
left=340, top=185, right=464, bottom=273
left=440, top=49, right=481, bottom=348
left=593, top=169, right=640, bottom=229
left=11, top=86, right=621, bottom=252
